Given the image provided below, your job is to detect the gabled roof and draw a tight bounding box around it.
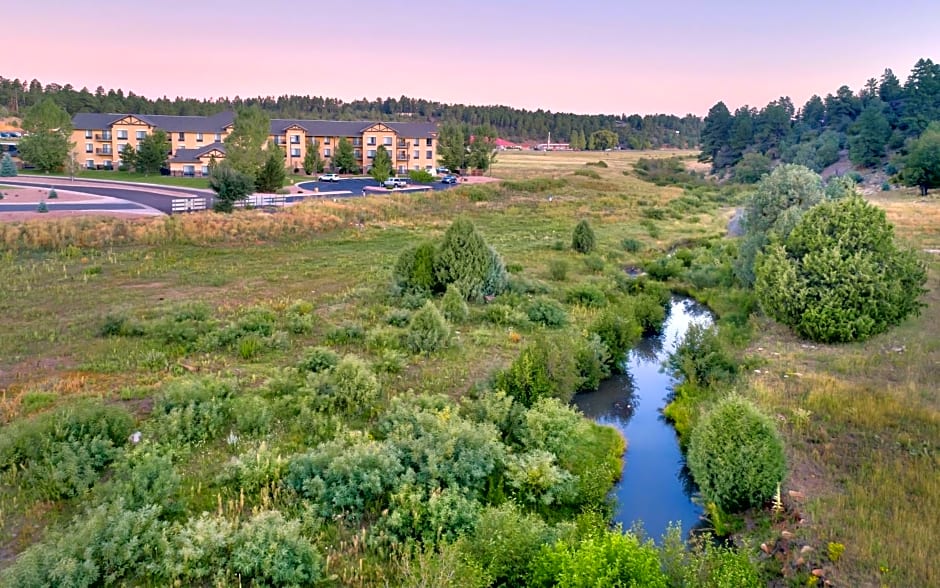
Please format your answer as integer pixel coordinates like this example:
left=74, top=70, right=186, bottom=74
left=72, top=111, right=235, bottom=133
left=386, top=122, right=438, bottom=138
left=270, top=119, right=438, bottom=138
left=170, top=142, right=226, bottom=164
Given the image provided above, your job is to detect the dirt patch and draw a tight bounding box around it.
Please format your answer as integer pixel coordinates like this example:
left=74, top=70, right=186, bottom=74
left=0, top=186, right=93, bottom=203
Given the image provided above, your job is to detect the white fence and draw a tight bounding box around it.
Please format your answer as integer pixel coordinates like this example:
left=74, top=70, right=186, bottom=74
left=170, top=197, right=207, bottom=213
left=236, top=194, right=287, bottom=208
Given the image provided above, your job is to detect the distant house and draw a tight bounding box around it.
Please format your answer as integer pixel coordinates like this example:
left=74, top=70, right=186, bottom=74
left=494, top=138, right=523, bottom=150
left=534, top=142, right=571, bottom=151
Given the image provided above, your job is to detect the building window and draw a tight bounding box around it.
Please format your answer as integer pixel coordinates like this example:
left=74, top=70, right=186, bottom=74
left=214, top=133, right=222, bottom=142
left=413, top=137, right=419, bottom=146
left=183, top=165, right=195, bottom=176
left=85, top=143, right=93, bottom=153
left=201, top=165, right=209, bottom=176
left=100, top=131, right=112, bottom=140
left=85, top=159, right=94, bottom=169
left=136, top=131, right=147, bottom=140
left=414, top=165, right=421, bottom=171
left=290, top=135, right=300, bottom=144
left=425, top=165, right=433, bottom=171
left=426, top=138, right=433, bottom=146
left=367, top=149, right=376, bottom=159
left=290, top=148, right=301, bottom=157
left=367, top=137, right=376, bottom=146
left=384, top=137, right=392, bottom=146
left=413, top=150, right=419, bottom=159
left=103, top=161, right=113, bottom=169
left=117, top=130, right=128, bottom=140
left=426, top=150, right=433, bottom=159
left=323, top=137, right=330, bottom=145
left=196, top=133, right=204, bottom=143
left=354, top=149, right=362, bottom=158
left=324, top=148, right=331, bottom=157
left=119, top=143, right=128, bottom=152
left=85, top=130, right=92, bottom=139
left=178, top=132, right=185, bottom=141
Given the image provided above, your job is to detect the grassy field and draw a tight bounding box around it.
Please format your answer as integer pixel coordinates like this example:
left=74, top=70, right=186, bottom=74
left=0, top=150, right=937, bottom=586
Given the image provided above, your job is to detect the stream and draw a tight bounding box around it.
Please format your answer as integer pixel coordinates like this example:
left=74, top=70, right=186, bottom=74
left=573, top=297, right=715, bottom=541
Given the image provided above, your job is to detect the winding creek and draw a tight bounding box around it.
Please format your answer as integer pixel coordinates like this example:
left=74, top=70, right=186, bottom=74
left=573, top=297, right=715, bottom=541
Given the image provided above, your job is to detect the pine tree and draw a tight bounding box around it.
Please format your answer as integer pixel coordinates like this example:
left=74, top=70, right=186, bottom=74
left=0, top=153, right=16, bottom=177
left=333, top=137, right=359, bottom=174
left=370, top=145, right=392, bottom=184
left=255, top=143, right=287, bottom=193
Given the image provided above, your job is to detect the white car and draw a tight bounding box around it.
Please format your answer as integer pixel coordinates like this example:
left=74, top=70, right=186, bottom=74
left=317, top=173, right=340, bottom=182
left=383, top=177, right=408, bottom=189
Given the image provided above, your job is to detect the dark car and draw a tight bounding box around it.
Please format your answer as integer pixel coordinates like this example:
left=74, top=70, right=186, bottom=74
left=441, top=175, right=458, bottom=184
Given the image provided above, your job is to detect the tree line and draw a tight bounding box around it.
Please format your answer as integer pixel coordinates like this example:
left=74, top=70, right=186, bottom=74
left=698, top=57, right=940, bottom=188
left=0, top=76, right=701, bottom=148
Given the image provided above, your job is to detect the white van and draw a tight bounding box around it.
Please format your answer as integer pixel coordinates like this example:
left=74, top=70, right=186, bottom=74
left=384, top=177, right=408, bottom=189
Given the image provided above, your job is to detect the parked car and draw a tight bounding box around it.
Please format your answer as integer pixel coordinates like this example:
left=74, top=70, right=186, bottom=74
left=441, top=175, right=458, bottom=184
left=317, top=173, right=340, bottom=182
left=384, top=177, right=408, bottom=189
left=435, top=167, right=450, bottom=175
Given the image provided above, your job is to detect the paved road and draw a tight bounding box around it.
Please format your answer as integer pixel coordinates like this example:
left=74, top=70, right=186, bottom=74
left=0, top=202, right=149, bottom=212
left=297, top=178, right=455, bottom=194
left=0, top=180, right=196, bottom=214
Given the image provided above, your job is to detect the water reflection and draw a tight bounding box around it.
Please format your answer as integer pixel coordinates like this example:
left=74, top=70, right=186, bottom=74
left=573, top=297, right=714, bottom=542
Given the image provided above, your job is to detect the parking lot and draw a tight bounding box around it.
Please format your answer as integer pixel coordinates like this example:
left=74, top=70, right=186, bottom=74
left=296, top=177, right=456, bottom=195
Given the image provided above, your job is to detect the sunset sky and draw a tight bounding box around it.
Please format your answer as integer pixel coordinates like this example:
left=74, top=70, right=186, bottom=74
left=8, top=0, right=939, bottom=116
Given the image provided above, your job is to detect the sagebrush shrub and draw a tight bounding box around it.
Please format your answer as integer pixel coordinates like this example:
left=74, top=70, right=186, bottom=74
left=687, top=396, right=786, bottom=512
left=405, top=301, right=452, bottom=355
left=303, top=354, right=380, bottom=417
left=565, top=284, right=607, bottom=308
left=231, top=511, right=324, bottom=586
left=548, top=259, right=568, bottom=281
left=298, top=345, right=340, bottom=373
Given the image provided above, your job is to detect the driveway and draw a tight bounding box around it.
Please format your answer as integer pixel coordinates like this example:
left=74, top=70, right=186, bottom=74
left=297, top=177, right=456, bottom=195
left=0, top=180, right=201, bottom=214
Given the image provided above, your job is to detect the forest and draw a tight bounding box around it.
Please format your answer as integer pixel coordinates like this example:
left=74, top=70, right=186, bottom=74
left=698, top=58, right=940, bottom=182
left=0, top=76, right=701, bottom=148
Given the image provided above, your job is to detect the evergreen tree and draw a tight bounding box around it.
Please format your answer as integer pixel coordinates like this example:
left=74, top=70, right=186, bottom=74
left=370, top=145, right=392, bottom=183
left=255, top=142, right=287, bottom=192
left=119, top=144, right=137, bottom=172
left=468, top=125, right=498, bottom=171
left=333, top=137, right=359, bottom=174
left=900, top=122, right=940, bottom=195
left=0, top=153, right=16, bottom=177
left=699, top=102, right=732, bottom=165
left=135, top=130, right=170, bottom=174
left=209, top=161, right=254, bottom=212
left=848, top=102, right=891, bottom=167
left=571, top=219, right=597, bottom=254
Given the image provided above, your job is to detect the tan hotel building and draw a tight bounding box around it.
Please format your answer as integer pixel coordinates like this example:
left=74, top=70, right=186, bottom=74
left=70, top=112, right=439, bottom=176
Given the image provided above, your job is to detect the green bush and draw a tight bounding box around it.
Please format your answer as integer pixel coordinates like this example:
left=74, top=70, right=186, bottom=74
left=440, top=284, right=470, bottom=323
left=385, top=308, right=412, bottom=327
left=232, top=394, right=273, bottom=435
left=458, top=503, right=553, bottom=586
left=47, top=188, right=58, bottom=199
left=687, top=396, right=786, bottom=512
left=298, top=345, right=340, bottom=373
left=149, top=377, right=235, bottom=446
left=531, top=528, right=668, bottom=587
left=406, top=300, right=452, bottom=354
left=621, top=237, right=643, bottom=253
left=36, top=200, right=48, bottom=213
left=632, top=293, right=668, bottom=334
left=589, top=307, right=641, bottom=373
left=583, top=255, right=605, bottom=273
left=755, top=195, right=927, bottom=343
left=501, top=177, right=567, bottom=192
left=496, top=337, right=579, bottom=406
left=564, top=284, right=607, bottom=308
left=660, top=526, right=762, bottom=588
left=302, top=354, right=380, bottom=417
left=574, top=334, right=611, bottom=392
left=645, top=255, right=684, bottom=281
left=408, top=169, right=435, bottom=183
left=107, top=445, right=182, bottom=516
left=666, top=323, right=738, bottom=390
left=325, top=322, right=366, bottom=345
left=573, top=168, right=601, bottom=179
left=548, top=259, right=568, bottom=281
left=585, top=160, right=608, bottom=168
left=0, top=400, right=134, bottom=499
left=526, top=297, right=568, bottom=327
left=571, top=219, right=596, bottom=254
left=230, top=511, right=323, bottom=586
left=505, top=450, right=577, bottom=507
left=394, top=241, right=439, bottom=294
left=434, top=218, right=508, bottom=301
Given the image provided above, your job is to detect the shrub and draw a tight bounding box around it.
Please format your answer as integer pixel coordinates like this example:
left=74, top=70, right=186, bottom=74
left=303, top=354, right=380, bottom=417
left=501, top=178, right=567, bottom=192
left=230, top=511, right=323, bottom=586
left=666, top=323, right=738, bottom=389
left=298, top=345, right=340, bottom=373
left=149, top=377, right=234, bottom=446
left=660, top=526, right=762, bottom=588
left=394, top=241, right=439, bottom=294
left=632, top=293, right=667, bottom=334
left=621, top=237, right=643, bottom=253
left=440, top=284, right=469, bottom=323
left=458, top=502, right=554, bottom=586
left=36, top=200, right=48, bottom=213
left=47, top=188, right=58, bottom=199
left=405, top=300, right=452, bottom=354
left=573, top=168, right=601, bottom=179
left=548, top=259, right=568, bottom=281
left=531, top=528, right=668, bottom=587
left=231, top=394, right=273, bottom=435
left=645, top=255, right=684, bottom=281
left=107, top=445, right=182, bottom=516
left=0, top=152, right=17, bottom=176
left=574, top=334, right=611, bottom=392
left=325, top=322, right=366, bottom=345
left=505, top=450, right=577, bottom=507
left=583, top=255, right=605, bottom=273
left=0, top=401, right=134, bottom=499
left=482, top=303, right=530, bottom=328
left=585, top=160, right=608, bottom=168
left=589, top=307, right=641, bottom=373
left=526, top=297, right=568, bottom=327
left=408, top=169, right=435, bottom=183
left=98, top=312, right=145, bottom=337
left=755, top=195, right=927, bottom=343
left=571, top=219, right=596, bottom=254
left=687, top=396, right=786, bottom=512
left=564, top=284, right=607, bottom=308
left=385, top=308, right=411, bottom=327
left=435, top=218, right=508, bottom=301
left=496, top=337, right=578, bottom=406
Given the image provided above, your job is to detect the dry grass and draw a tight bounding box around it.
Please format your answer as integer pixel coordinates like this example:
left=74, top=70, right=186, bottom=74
left=489, top=148, right=698, bottom=180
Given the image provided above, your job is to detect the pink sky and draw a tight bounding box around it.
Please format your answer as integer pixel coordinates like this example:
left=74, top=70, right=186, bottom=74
left=8, top=0, right=939, bottom=116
